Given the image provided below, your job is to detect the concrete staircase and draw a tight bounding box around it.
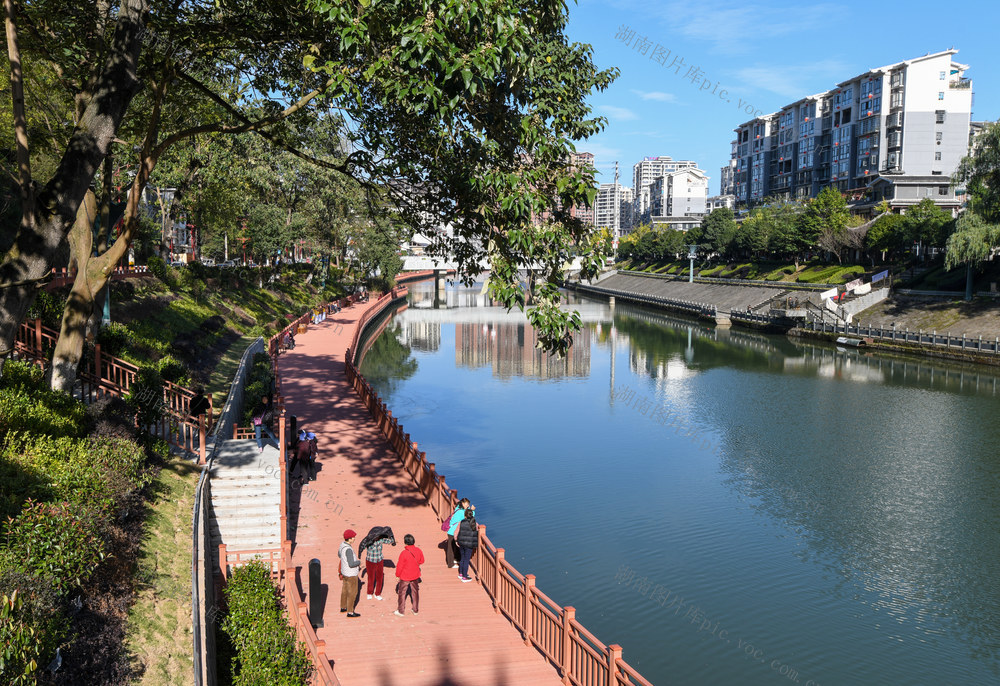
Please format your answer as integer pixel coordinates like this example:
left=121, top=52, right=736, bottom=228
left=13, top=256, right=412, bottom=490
left=208, top=439, right=282, bottom=562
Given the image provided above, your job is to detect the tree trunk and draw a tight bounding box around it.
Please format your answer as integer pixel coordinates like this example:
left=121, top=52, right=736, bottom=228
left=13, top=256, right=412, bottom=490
left=965, top=265, right=974, bottom=301
left=51, top=193, right=100, bottom=393
left=0, top=0, right=148, bottom=360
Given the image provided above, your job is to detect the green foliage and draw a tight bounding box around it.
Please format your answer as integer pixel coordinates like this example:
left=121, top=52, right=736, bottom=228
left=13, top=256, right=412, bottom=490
left=955, top=120, right=1000, bottom=222
left=3, top=500, right=105, bottom=594
left=157, top=355, right=188, bottom=385
left=221, top=561, right=312, bottom=686
left=25, top=290, right=67, bottom=330
left=96, top=321, right=132, bottom=357
left=126, top=365, right=165, bottom=427
left=903, top=198, right=955, bottom=247
left=700, top=208, right=738, bottom=254
left=800, top=187, right=850, bottom=257
left=945, top=212, right=1000, bottom=271
left=147, top=256, right=168, bottom=282
left=0, top=384, right=88, bottom=443
left=241, top=354, right=274, bottom=426
left=865, top=213, right=907, bottom=254
left=0, top=571, right=66, bottom=686
left=0, top=360, right=43, bottom=391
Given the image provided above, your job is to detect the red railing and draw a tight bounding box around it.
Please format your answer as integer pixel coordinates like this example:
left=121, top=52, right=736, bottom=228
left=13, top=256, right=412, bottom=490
left=44, top=265, right=153, bottom=291
left=12, top=318, right=212, bottom=464
left=344, top=338, right=653, bottom=685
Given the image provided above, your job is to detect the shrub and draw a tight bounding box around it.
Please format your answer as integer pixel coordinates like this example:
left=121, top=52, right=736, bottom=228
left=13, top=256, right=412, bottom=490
left=25, top=290, right=67, bottom=330
left=3, top=500, right=105, bottom=594
left=0, top=386, right=88, bottom=441
left=0, top=559, right=66, bottom=686
left=157, top=355, right=188, bottom=385
left=0, top=359, right=43, bottom=391
left=126, top=365, right=165, bottom=427
left=221, top=561, right=312, bottom=686
left=147, top=256, right=167, bottom=281
left=96, top=321, right=132, bottom=357
left=86, top=394, right=139, bottom=441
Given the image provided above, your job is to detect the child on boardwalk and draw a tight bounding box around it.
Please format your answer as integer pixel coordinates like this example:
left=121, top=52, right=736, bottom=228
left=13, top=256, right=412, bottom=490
left=394, top=534, right=424, bottom=617
left=456, top=507, right=479, bottom=582
left=339, top=529, right=362, bottom=617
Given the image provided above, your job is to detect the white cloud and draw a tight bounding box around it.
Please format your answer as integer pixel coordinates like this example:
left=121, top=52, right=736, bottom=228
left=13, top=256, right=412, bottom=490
left=597, top=105, right=639, bottom=121
left=629, top=0, right=839, bottom=53
left=730, top=59, right=850, bottom=100
left=630, top=89, right=677, bottom=102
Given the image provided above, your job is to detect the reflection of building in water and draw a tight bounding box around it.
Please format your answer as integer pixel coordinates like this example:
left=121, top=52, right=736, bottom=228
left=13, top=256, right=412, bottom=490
left=456, top=322, right=591, bottom=378
left=400, top=320, right=442, bottom=352
left=408, top=282, right=499, bottom=309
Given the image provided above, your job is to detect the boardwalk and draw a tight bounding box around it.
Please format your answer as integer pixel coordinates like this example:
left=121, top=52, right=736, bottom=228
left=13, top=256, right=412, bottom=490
left=276, top=299, right=564, bottom=686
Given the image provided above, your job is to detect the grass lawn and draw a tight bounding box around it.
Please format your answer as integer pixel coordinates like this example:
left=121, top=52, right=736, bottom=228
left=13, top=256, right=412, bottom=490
left=125, top=455, right=202, bottom=686
left=206, top=333, right=260, bottom=410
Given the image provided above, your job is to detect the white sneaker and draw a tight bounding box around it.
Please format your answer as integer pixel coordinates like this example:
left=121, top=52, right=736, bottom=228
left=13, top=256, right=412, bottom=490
left=451, top=564, right=459, bottom=568
left=375, top=595, right=383, bottom=601
left=366, top=594, right=373, bottom=600
left=393, top=610, right=405, bottom=617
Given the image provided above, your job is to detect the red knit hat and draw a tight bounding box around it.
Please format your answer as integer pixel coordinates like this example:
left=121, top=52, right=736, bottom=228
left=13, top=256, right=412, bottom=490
left=343, top=529, right=357, bottom=540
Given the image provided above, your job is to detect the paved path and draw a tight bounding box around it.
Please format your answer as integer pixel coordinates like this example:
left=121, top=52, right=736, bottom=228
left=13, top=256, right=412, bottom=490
left=277, top=298, right=563, bottom=686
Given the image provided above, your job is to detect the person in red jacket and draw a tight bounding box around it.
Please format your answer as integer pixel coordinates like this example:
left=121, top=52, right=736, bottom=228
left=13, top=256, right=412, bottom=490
left=394, top=534, right=424, bottom=617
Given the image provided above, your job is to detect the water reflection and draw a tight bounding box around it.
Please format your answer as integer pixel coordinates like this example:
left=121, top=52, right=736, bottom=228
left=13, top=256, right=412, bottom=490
left=361, top=282, right=1000, bottom=683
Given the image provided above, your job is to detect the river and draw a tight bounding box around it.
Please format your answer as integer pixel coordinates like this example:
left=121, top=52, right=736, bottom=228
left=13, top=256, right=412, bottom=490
left=359, top=279, right=1000, bottom=686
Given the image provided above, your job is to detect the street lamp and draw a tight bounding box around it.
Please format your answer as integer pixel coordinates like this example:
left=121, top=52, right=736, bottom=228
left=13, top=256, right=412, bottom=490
left=687, top=244, right=698, bottom=283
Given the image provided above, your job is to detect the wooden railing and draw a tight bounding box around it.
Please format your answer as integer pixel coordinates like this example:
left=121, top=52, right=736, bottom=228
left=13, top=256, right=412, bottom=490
left=11, top=318, right=212, bottom=463
left=344, top=348, right=653, bottom=686
left=45, top=264, right=153, bottom=290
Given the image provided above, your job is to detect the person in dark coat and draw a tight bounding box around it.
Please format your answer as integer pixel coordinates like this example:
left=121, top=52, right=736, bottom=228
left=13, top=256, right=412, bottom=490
left=455, top=508, right=479, bottom=582
left=358, top=526, right=396, bottom=600
left=188, top=387, right=210, bottom=419
left=288, top=429, right=317, bottom=481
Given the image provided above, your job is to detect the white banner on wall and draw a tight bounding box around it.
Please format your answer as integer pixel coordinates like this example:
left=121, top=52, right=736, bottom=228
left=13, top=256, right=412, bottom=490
left=845, top=278, right=864, bottom=292
left=854, top=283, right=872, bottom=295
left=820, top=287, right=838, bottom=301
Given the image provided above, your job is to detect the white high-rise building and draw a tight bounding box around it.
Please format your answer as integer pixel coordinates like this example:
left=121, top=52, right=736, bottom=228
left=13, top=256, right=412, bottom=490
left=730, top=50, right=973, bottom=212
left=632, top=156, right=699, bottom=218
left=649, top=169, right=709, bottom=218
left=595, top=183, right=634, bottom=237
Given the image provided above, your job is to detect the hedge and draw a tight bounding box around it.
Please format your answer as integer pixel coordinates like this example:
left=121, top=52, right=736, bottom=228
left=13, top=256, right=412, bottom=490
left=221, top=561, right=312, bottom=686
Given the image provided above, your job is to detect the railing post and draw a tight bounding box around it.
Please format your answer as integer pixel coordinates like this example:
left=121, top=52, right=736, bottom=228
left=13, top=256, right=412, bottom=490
left=198, top=414, right=207, bottom=465
left=279, top=411, right=287, bottom=542
left=494, top=548, right=505, bottom=614
left=607, top=644, right=623, bottom=686
left=562, top=606, right=576, bottom=685
left=94, top=342, right=102, bottom=382
left=427, top=462, right=436, bottom=504
left=524, top=574, right=535, bottom=646
left=34, top=318, right=42, bottom=355
left=218, top=543, right=228, bottom=581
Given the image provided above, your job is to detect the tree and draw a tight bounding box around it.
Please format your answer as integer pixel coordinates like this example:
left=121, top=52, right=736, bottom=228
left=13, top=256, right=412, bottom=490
left=800, top=187, right=850, bottom=262
left=735, top=207, right=771, bottom=257
left=3, top=0, right=617, bottom=371
left=699, top=208, right=737, bottom=254
left=955, top=120, right=1000, bottom=222
left=865, top=212, right=907, bottom=262
left=945, top=212, right=1000, bottom=300
left=904, top=198, right=954, bottom=248
left=766, top=201, right=807, bottom=267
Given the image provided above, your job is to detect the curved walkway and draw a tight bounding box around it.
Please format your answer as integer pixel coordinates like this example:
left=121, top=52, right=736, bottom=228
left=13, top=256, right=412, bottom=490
left=276, top=299, right=563, bottom=686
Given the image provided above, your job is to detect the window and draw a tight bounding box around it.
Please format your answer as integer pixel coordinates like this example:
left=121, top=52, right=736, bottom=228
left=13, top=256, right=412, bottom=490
left=935, top=152, right=942, bottom=160
left=932, top=170, right=943, bottom=175
left=938, top=92, right=944, bottom=100
left=940, top=71, right=946, bottom=80
left=936, top=132, right=943, bottom=141
left=939, top=186, right=950, bottom=195
left=936, top=110, right=946, bottom=124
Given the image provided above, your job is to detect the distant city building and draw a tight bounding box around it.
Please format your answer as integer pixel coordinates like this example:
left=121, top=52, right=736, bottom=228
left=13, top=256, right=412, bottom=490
left=632, top=156, right=699, bottom=218
left=649, top=216, right=702, bottom=231
left=455, top=322, right=591, bottom=378
left=706, top=194, right=736, bottom=212
left=720, top=144, right=737, bottom=196
left=569, top=151, right=596, bottom=227
left=595, top=183, right=634, bottom=237
left=730, top=50, right=973, bottom=213
left=648, top=169, right=709, bottom=218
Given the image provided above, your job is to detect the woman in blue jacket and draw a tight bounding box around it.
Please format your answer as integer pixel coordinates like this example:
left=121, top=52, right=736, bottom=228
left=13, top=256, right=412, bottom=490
left=445, top=498, right=474, bottom=569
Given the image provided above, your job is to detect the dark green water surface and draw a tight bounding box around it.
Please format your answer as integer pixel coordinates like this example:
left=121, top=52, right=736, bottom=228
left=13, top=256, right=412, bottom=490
left=359, top=281, right=1000, bottom=686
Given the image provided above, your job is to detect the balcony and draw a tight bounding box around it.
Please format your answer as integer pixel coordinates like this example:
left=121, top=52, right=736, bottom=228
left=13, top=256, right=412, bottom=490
left=949, top=79, right=972, bottom=90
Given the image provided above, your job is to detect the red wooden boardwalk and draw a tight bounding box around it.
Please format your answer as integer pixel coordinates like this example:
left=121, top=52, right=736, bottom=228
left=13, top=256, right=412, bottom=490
left=277, top=299, right=564, bottom=686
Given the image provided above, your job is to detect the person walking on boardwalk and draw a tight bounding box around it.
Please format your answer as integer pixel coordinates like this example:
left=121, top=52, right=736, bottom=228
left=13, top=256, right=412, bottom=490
left=358, top=526, right=396, bottom=601
left=251, top=394, right=278, bottom=452
left=445, top=498, right=475, bottom=569
left=339, top=529, right=362, bottom=617
left=394, top=534, right=425, bottom=617
left=288, top=429, right=317, bottom=481
left=456, top=507, right=479, bottom=582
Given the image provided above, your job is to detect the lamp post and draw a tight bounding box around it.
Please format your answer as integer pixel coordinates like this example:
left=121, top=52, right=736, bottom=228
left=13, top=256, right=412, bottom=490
left=687, top=244, right=698, bottom=283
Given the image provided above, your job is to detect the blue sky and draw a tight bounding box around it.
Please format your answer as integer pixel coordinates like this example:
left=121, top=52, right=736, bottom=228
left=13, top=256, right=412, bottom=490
left=565, top=0, right=1000, bottom=192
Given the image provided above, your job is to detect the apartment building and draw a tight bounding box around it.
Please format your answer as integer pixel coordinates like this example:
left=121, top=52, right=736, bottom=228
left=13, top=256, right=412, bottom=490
left=730, top=50, right=973, bottom=213
left=649, top=169, right=710, bottom=218
left=632, top=156, right=699, bottom=218
left=569, top=151, right=596, bottom=227
left=595, top=183, right=634, bottom=237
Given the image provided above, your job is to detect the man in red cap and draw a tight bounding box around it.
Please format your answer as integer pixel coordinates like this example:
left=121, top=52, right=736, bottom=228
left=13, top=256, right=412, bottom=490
left=339, top=529, right=362, bottom=617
